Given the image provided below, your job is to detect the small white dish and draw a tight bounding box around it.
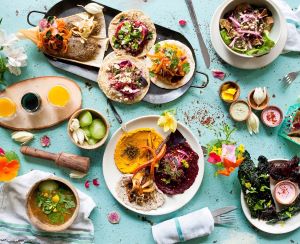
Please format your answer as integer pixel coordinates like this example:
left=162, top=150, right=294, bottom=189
left=241, top=159, right=300, bottom=234
left=210, top=0, right=288, bottom=69
left=102, top=115, right=205, bottom=216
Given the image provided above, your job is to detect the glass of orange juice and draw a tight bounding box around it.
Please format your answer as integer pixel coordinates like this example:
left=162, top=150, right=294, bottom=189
left=47, top=85, right=70, bottom=108
left=0, top=97, right=17, bottom=120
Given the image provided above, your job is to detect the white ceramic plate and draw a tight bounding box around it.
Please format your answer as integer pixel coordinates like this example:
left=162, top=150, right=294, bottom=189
left=102, top=115, right=204, bottom=215
left=241, top=159, right=300, bottom=234
left=210, top=0, right=288, bottom=69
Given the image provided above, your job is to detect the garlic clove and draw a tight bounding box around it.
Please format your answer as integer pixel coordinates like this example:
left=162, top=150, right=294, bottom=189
left=72, top=131, right=79, bottom=144
left=69, top=170, right=87, bottom=179
left=70, top=118, right=80, bottom=132
left=78, top=3, right=104, bottom=15
left=76, top=129, right=85, bottom=145
left=253, top=87, right=267, bottom=106
left=11, top=131, right=34, bottom=145
left=247, top=112, right=260, bottom=135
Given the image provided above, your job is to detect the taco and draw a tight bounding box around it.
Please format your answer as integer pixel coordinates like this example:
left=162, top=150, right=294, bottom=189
left=98, top=52, right=150, bottom=104
left=19, top=10, right=108, bottom=67
left=108, top=10, right=156, bottom=58
left=154, top=130, right=199, bottom=195
left=146, top=40, right=195, bottom=89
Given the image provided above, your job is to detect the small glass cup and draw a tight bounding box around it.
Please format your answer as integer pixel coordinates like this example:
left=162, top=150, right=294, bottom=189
left=47, top=85, right=70, bottom=108
left=0, top=97, right=17, bottom=120
left=21, top=92, right=42, bottom=114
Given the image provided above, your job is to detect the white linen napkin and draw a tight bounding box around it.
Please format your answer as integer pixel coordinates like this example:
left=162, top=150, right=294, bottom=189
left=275, top=0, right=300, bottom=52
left=152, top=207, right=214, bottom=244
left=0, top=170, right=96, bottom=244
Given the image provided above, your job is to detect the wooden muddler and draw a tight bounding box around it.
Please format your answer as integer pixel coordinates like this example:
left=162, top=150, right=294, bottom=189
left=20, top=146, right=90, bottom=173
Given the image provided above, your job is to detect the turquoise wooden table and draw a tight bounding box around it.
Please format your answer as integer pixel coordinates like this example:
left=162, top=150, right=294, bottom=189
left=1, top=0, right=300, bottom=243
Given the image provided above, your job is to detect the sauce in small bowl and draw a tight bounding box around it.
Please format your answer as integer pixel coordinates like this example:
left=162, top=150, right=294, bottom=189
left=274, top=180, right=299, bottom=205
left=261, top=105, right=283, bottom=127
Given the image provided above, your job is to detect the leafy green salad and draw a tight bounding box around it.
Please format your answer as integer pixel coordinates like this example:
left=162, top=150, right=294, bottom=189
left=219, top=3, right=275, bottom=56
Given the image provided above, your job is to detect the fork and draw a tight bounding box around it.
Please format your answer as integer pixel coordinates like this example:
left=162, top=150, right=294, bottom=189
left=282, top=71, right=300, bottom=85
left=213, top=213, right=236, bottom=225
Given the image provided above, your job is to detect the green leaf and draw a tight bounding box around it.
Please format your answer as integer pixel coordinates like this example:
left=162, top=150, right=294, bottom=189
left=146, top=31, right=153, bottom=40
left=170, top=57, right=179, bottom=70
left=220, top=29, right=231, bottom=45
left=149, top=71, right=155, bottom=78
left=245, top=32, right=275, bottom=56
left=154, top=43, right=160, bottom=53
left=182, top=62, right=190, bottom=73
left=4, top=151, right=20, bottom=162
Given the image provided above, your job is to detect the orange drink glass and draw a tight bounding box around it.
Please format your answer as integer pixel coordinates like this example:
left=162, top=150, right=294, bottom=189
left=47, top=85, right=70, bottom=108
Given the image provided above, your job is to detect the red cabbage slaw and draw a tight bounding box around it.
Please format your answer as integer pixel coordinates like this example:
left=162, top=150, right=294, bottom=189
left=107, top=60, right=147, bottom=100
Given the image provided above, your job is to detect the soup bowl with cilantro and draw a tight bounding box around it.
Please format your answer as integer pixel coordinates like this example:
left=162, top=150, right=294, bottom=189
left=26, top=177, right=79, bottom=232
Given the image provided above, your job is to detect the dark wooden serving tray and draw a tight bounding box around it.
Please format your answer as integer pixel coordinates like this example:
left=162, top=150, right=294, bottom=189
left=27, top=0, right=208, bottom=104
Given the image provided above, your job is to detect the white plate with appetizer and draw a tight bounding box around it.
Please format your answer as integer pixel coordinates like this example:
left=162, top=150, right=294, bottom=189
left=240, top=156, right=300, bottom=234
left=210, top=0, right=288, bottom=69
left=102, top=115, right=205, bottom=215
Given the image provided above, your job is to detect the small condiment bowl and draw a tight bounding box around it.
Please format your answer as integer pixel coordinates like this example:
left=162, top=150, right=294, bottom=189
left=68, top=108, right=110, bottom=150
left=219, top=81, right=241, bottom=103
left=248, top=89, right=270, bottom=111
left=274, top=180, right=299, bottom=205
left=261, top=105, right=283, bottom=128
left=229, top=100, right=251, bottom=122
left=26, top=176, right=80, bottom=232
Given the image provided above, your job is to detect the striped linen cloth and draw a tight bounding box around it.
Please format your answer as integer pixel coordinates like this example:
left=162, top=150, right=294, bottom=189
left=0, top=170, right=96, bottom=244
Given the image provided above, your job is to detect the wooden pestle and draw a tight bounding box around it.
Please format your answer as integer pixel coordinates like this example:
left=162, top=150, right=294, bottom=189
left=20, top=146, right=90, bottom=173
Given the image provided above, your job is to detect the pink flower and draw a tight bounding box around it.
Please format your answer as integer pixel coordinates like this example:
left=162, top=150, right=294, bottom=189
left=85, top=180, right=90, bottom=189
left=40, top=135, right=50, bottom=147
left=221, top=144, right=236, bottom=163
left=212, top=70, right=226, bottom=80
left=39, top=19, right=49, bottom=30
left=107, top=211, right=120, bottom=224
left=92, top=178, right=100, bottom=186
left=207, top=152, right=221, bottom=164
left=0, top=148, right=5, bottom=156
left=179, top=20, right=187, bottom=26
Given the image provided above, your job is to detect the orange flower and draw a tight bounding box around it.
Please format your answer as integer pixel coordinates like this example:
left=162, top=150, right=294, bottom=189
left=0, top=157, right=20, bottom=182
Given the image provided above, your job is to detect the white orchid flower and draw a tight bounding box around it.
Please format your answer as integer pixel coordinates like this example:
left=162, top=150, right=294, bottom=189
left=0, top=29, right=18, bottom=47
left=3, top=46, right=27, bottom=76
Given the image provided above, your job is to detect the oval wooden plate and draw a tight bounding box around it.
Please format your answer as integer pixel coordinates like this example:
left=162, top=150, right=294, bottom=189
left=0, top=76, right=82, bottom=130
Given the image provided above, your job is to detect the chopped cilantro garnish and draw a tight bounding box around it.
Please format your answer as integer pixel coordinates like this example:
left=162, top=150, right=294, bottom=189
left=149, top=71, right=155, bottom=78
left=154, top=43, right=161, bottom=53
left=182, top=62, right=190, bottom=73
left=146, top=31, right=153, bottom=40
left=170, top=57, right=179, bottom=70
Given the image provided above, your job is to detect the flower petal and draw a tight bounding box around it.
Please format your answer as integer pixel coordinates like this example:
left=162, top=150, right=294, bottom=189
left=0, top=148, right=5, bottom=156
left=212, top=70, right=226, bottom=80
left=85, top=180, right=90, bottom=189
left=92, top=178, right=100, bottom=186
left=207, top=152, right=222, bottom=164
left=40, top=135, right=51, bottom=147
left=107, top=211, right=120, bottom=224
left=179, top=20, right=187, bottom=26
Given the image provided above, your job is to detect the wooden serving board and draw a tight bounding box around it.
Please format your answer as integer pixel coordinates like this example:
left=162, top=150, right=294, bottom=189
left=0, top=76, right=82, bottom=131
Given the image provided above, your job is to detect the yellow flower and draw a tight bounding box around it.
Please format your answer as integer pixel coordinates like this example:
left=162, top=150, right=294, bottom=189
left=157, top=111, right=177, bottom=133
left=237, top=144, right=245, bottom=153
left=211, top=146, right=222, bottom=155
left=52, top=194, right=60, bottom=203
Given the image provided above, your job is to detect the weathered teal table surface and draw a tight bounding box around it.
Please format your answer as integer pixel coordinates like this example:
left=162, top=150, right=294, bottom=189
left=1, top=0, right=300, bottom=243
